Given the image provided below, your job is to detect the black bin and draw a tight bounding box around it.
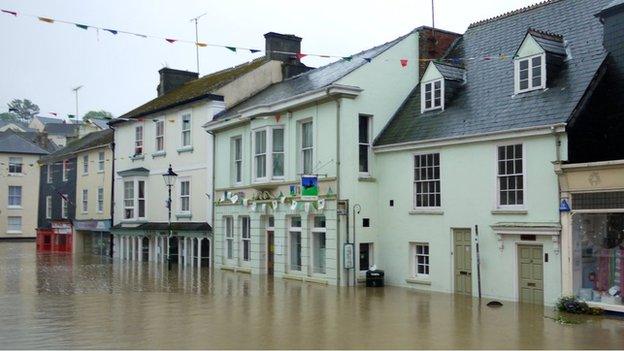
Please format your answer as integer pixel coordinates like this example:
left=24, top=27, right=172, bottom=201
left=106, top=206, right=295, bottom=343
left=366, top=269, right=385, bottom=287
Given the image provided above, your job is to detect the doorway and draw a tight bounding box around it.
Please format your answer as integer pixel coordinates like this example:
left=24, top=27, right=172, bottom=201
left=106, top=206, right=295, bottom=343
left=359, top=243, right=374, bottom=271
left=518, top=244, right=544, bottom=304
left=200, top=239, right=210, bottom=267
left=267, top=231, right=274, bottom=275
left=141, top=237, right=149, bottom=261
left=453, top=229, right=472, bottom=295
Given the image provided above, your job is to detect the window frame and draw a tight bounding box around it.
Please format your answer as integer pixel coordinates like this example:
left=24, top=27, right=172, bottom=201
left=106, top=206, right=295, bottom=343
left=411, top=242, right=430, bottom=279
left=312, top=216, right=327, bottom=275
left=61, top=194, right=69, bottom=219
left=98, top=151, right=105, bottom=172
left=62, top=160, right=69, bottom=182
left=421, top=79, right=444, bottom=112
left=181, top=113, right=192, bottom=147
left=240, top=216, right=251, bottom=263
left=82, top=155, right=89, bottom=175
left=45, top=195, right=52, bottom=219
left=97, top=187, right=104, bottom=213
left=46, top=164, right=52, bottom=183
left=122, top=177, right=147, bottom=221
left=224, top=216, right=234, bottom=260
left=288, top=216, right=303, bottom=272
left=8, top=157, right=23, bottom=175
left=299, top=120, right=314, bottom=175
left=514, top=53, right=546, bottom=94
left=231, top=136, right=243, bottom=185
left=155, top=119, right=165, bottom=152
left=413, top=152, right=442, bottom=209
left=251, top=125, right=285, bottom=183
left=82, top=188, right=88, bottom=213
left=7, top=216, right=22, bottom=233
left=358, top=114, right=373, bottom=176
left=179, top=179, right=191, bottom=214
left=134, top=125, right=144, bottom=155
left=495, top=142, right=526, bottom=209
left=8, top=185, right=22, bottom=208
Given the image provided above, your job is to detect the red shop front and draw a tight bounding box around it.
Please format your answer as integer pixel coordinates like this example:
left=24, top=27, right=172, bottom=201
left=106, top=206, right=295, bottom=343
left=36, top=221, right=73, bottom=252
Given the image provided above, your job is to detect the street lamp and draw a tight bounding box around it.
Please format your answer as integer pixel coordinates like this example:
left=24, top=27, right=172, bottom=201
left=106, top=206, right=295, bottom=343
left=162, top=164, right=177, bottom=270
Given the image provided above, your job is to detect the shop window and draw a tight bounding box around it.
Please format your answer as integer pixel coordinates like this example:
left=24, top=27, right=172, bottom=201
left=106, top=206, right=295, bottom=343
left=312, top=216, right=326, bottom=274
left=289, top=216, right=302, bottom=271
left=241, top=216, right=250, bottom=262
left=224, top=217, right=234, bottom=260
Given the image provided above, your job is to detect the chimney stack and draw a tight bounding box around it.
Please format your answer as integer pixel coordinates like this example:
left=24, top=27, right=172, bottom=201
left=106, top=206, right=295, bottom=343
left=264, top=32, right=311, bottom=78
left=157, top=68, right=199, bottom=96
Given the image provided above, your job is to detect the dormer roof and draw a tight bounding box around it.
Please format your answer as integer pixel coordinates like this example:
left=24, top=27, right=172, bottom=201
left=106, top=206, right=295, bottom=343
left=432, top=62, right=465, bottom=82
left=514, top=29, right=567, bottom=58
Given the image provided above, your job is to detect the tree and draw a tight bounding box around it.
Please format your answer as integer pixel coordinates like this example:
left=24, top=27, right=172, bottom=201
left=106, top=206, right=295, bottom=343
left=6, top=99, right=40, bottom=123
left=83, top=110, right=113, bottom=120
left=0, top=112, right=18, bottom=123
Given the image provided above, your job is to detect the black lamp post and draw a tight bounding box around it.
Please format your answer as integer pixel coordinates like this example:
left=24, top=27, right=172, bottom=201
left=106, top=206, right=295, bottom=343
left=162, top=164, right=178, bottom=270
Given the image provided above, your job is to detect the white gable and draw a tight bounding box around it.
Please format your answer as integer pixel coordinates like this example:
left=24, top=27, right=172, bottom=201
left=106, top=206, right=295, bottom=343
left=421, top=63, right=442, bottom=83
left=516, top=34, right=545, bottom=58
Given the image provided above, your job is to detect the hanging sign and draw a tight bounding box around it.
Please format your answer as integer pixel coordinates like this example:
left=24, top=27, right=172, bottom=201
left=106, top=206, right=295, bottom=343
left=559, top=199, right=571, bottom=212
left=301, top=175, right=319, bottom=200
left=343, top=243, right=355, bottom=269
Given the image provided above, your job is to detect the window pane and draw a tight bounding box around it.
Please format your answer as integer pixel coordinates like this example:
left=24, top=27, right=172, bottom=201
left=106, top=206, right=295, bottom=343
left=302, top=122, right=313, bottom=148
left=359, top=145, right=369, bottom=173
left=303, top=149, right=313, bottom=174
left=359, top=116, right=369, bottom=143
left=273, top=154, right=284, bottom=177
left=520, top=59, right=529, bottom=70
left=314, top=216, right=326, bottom=228
left=272, top=129, right=284, bottom=152
left=256, top=155, right=266, bottom=178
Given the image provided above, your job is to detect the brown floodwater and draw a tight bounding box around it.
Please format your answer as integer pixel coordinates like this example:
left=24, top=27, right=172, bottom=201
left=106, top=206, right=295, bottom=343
left=0, top=241, right=622, bottom=349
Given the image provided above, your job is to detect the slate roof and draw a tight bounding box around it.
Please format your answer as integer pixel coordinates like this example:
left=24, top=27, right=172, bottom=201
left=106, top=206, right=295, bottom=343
left=0, top=130, right=50, bottom=155
left=119, top=57, right=271, bottom=120
left=375, top=0, right=610, bottom=147
left=432, top=62, right=465, bottom=82
left=214, top=29, right=418, bottom=121
left=525, top=29, right=567, bottom=56
left=34, top=116, right=64, bottom=125
left=87, top=118, right=111, bottom=129
left=0, top=120, right=30, bottom=131
left=40, top=129, right=113, bottom=163
left=599, top=0, right=624, bottom=15
left=43, top=123, right=79, bottom=136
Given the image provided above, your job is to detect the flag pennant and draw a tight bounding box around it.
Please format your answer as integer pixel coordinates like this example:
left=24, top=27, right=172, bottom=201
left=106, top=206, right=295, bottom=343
left=49, top=112, right=57, bottom=116
left=343, top=56, right=352, bottom=61
left=104, top=29, right=118, bottom=35
left=275, top=113, right=281, bottom=123
left=450, top=58, right=462, bottom=65
left=68, top=114, right=75, bottom=119
left=249, top=49, right=261, bottom=54
left=1, top=9, right=17, bottom=16
left=165, top=38, right=177, bottom=43
left=295, top=53, right=307, bottom=60
left=38, top=17, right=54, bottom=23
left=196, top=42, right=207, bottom=47
left=133, top=33, right=147, bottom=38
left=363, top=57, right=372, bottom=63
left=499, top=53, right=508, bottom=60
left=75, top=24, right=89, bottom=30
left=400, top=58, right=408, bottom=67
left=226, top=46, right=237, bottom=52
left=483, top=55, right=492, bottom=61
left=320, top=55, right=330, bottom=58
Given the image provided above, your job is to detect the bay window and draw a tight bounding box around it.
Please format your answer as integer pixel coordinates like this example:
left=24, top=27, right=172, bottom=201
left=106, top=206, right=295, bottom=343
left=253, top=126, right=285, bottom=182
left=123, top=178, right=146, bottom=220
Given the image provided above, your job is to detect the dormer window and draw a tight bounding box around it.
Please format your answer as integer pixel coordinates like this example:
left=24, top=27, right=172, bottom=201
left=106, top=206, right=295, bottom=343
left=515, top=54, right=545, bottom=93
left=422, top=79, right=444, bottom=112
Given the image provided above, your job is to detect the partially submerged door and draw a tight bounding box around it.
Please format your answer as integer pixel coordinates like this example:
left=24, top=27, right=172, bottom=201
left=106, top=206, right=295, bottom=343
left=453, top=229, right=472, bottom=295
left=518, top=245, right=544, bottom=304
left=267, top=231, right=274, bottom=275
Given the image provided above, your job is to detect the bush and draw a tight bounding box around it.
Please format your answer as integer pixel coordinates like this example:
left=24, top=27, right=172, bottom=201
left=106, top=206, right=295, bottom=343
left=555, top=296, right=603, bottom=315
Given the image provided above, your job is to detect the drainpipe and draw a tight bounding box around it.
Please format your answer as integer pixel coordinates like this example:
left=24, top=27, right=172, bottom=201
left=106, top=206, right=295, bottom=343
left=108, top=125, right=116, bottom=258
left=551, top=125, right=563, bottom=295
left=206, top=128, right=216, bottom=266
left=334, top=97, right=343, bottom=286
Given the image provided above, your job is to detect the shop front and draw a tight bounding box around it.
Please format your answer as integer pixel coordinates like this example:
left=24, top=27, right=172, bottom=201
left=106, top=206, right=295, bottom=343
left=558, top=160, right=624, bottom=312
left=36, top=220, right=74, bottom=252
left=74, top=220, right=112, bottom=256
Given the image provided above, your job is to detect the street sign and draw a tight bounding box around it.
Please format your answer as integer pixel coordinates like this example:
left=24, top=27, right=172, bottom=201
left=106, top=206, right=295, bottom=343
left=559, top=199, right=571, bottom=212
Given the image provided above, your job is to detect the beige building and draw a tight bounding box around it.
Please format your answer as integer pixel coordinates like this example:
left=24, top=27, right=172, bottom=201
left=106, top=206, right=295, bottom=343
left=0, top=131, right=51, bottom=238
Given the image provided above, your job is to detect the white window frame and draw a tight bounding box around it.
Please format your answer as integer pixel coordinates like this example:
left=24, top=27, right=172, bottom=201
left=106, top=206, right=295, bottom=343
left=134, top=125, right=144, bottom=155
left=98, top=151, right=105, bottom=172
left=82, top=189, right=88, bottom=213
left=97, top=187, right=104, bottom=213
left=299, top=120, right=314, bottom=175
left=421, top=79, right=444, bottom=112
left=358, top=115, right=373, bottom=176
left=8, top=157, right=23, bottom=175
left=514, top=53, right=546, bottom=94
left=495, top=142, right=526, bottom=209
left=46, top=164, right=52, bottom=183
left=62, top=160, right=69, bottom=182
left=240, top=216, right=251, bottom=264
left=178, top=178, right=191, bottom=214
left=155, top=119, right=165, bottom=152
left=252, top=126, right=285, bottom=183
left=312, top=216, right=327, bottom=275
left=413, top=152, right=442, bottom=209
left=411, top=242, right=430, bottom=279
left=8, top=185, right=22, bottom=208
left=7, top=216, right=22, bottom=234
left=224, top=216, right=234, bottom=261
left=82, top=155, right=89, bottom=175
left=45, top=196, right=52, bottom=219
left=231, top=136, right=243, bottom=185
left=61, top=194, right=69, bottom=219
left=181, top=113, right=192, bottom=147
left=288, top=216, right=302, bottom=272
left=122, top=178, right=147, bottom=221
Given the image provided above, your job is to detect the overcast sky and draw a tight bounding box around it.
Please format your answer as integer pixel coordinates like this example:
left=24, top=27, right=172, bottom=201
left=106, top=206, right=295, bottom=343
left=0, top=0, right=538, bottom=120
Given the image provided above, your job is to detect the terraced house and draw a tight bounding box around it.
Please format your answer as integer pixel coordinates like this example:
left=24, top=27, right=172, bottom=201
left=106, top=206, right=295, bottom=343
left=109, top=32, right=311, bottom=265
left=204, top=27, right=458, bottom=285
left=373, top=0, right=621, bottom=306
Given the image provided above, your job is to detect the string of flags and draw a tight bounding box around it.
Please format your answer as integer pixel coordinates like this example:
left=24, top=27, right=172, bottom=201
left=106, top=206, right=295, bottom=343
left=1, top=8, right=518, bottom=65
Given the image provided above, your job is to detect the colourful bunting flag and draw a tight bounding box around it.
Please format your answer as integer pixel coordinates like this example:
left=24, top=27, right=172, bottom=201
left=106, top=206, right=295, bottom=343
left=133, top=33, right=147, bottom=38
left=165, top=38, right=177, bottom=43
left=295, top=53, right=307, bottom=60
left=68, top=114, right=75, bottom=119
left=249, top=49, right=261, bottom=54
left=363, top=57, right=372, bottom=63
left=343, top=56, right=352, bottom=61
left=226, top=46, right=237, bottom=52
left=499, top=53, right=508, bottom=60
left=484, top=56, right=492, bottom=61
left=49, top=112, right=57, bottom=116
left=104, top=29, right=118, bottom=35
left=1, top=9, right=17, bottom=16
left=196, top=42, right=207, bottom=47
left=38, top=17, right=54, bottom=23
left=275, top=113, right=281, bottom=123
left=400, top=58, right=408, bottom=67
left=75, top=24, right=88, bottom=30
left=320, top=55, right=330, bottom=58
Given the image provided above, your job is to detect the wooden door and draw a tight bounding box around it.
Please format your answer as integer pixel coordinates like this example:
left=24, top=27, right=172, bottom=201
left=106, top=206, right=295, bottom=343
left=518, top=245, right=544, bottom=305
left=453, top=229, right=472, bottom=295
left=267, top=231, right=274, bottom=275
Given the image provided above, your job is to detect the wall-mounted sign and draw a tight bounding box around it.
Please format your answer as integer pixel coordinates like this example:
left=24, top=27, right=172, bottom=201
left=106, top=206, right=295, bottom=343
left=344, top=243, right=354, bottom=269
left=301, top=175, right=318, bottom=200
left=559, top=199, right=571, bottom=212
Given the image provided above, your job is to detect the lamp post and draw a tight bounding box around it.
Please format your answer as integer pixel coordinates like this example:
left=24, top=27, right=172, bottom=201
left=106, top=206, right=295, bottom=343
left=162, top=164, right=178, bottom=270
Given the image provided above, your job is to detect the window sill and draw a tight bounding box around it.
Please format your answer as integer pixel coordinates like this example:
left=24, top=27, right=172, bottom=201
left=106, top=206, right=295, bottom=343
left=82, top=173, right=88, bottom=177
left=151, top=151, right=166, bottom=158
left=8, top=173, right=24, bottom=177
left=6, top=231, right=22, bottom=235
left=409, top=209, right=444, bottom=215
left=491, top=209, right=528, bottom=215
left=7, top=206, right=23, bottom=210
left=130, top=154, right=145, bottom=161
left=177, top=146, right=194, bottom=154
left=405, top=277, right=431, bottom=285
left=358, top=176, right=376, bottom=182
left=176, top=212, right=192, bottom=219
left=97, top=170, right=105, bottom=174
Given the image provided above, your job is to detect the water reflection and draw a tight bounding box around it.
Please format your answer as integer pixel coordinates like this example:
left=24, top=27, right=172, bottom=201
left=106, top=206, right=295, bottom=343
left=0, top=242, right=622, bottom=349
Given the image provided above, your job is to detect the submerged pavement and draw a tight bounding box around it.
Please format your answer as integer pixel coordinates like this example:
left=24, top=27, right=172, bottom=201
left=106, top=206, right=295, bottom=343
left=0, top=241, right=622, bottom=349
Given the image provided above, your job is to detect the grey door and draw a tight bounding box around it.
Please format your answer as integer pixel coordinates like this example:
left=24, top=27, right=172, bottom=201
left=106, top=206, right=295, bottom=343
left=518, top=245, right=544, bottom=304
left=453, top=229, right=472, bottom=295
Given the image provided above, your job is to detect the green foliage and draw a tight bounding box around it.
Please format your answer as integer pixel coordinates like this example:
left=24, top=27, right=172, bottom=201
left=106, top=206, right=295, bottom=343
left=0, top=112, right=18, bottom=123
left=555, top=295, right=603, bottom=315
left=6, top=99, right=39, bottom=122
left=83, top=110, right=113, bottom=120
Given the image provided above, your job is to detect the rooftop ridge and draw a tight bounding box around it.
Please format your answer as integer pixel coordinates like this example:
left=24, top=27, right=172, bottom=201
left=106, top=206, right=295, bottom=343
left=527, top=28, right=564, bottom=42
left=468, top=0, right=564, bottom=28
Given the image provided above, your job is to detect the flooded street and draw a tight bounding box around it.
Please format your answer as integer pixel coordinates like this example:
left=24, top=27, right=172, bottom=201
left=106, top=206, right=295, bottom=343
left=0, top=242, right=621, bottom=349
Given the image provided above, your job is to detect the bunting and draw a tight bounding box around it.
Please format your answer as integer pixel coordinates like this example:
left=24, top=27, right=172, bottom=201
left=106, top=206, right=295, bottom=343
left=38, top=17, right=54, bottom=23
left=1, top=9, right=17, bottom=16
left=165, top=38, right=177, bottom=44
left=75, top=23, right=88, bottom=30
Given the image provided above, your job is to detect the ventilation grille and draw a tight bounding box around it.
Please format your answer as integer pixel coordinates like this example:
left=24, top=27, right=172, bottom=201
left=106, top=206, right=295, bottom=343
left=572, top=191, right=624, bottom=210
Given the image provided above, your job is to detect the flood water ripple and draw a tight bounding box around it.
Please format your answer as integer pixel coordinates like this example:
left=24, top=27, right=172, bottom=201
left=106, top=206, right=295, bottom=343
left=0, top=242, right=622, bottom=349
